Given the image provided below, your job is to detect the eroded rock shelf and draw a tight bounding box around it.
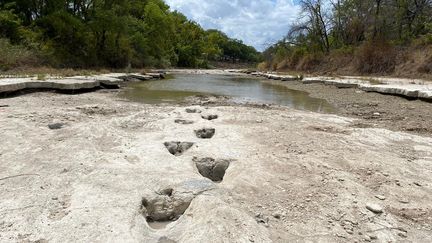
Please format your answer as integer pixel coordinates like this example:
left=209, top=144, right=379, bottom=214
left=0, top=72, right=164, bottom=95
left=235, top=70, right=432, bottom=101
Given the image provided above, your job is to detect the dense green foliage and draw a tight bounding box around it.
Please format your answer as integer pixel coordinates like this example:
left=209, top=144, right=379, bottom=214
left=263, top=0, right=432, bottom=73
left=0, top=0, right=260, bottom=69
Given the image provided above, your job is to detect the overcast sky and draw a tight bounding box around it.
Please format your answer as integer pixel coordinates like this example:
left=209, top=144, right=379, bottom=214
left=165, top=0, right=300, bottom=51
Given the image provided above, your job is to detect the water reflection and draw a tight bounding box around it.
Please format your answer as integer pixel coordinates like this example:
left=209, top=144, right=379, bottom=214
left=119, top=74, right=335, bottom=113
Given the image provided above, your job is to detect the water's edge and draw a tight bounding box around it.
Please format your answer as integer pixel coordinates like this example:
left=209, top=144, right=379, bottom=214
left=119, top=74, right=335, bottom=113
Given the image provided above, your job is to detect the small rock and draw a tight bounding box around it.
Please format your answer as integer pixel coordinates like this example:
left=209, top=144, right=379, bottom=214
left=48, top=123, right=65, bottom=130
left=201, top=114, right=218, bottom=120
left=413, top=182, right=422, bottom=187
left=186, top=108, right=201, bottom=113
left=373, top=112, right=381, bottom=116
left=375, top=195, right=386, bottom=200
left=398, top=232, right=407, bottom=238
left=272, top=213, right=281, bottom=219
left=175, top=119, right=194, bottom=125
left=366, top=203, right=383, bottom=214
left=255, top=213, right=269, bottom=226
left=398, top=199, right=410, bottom=204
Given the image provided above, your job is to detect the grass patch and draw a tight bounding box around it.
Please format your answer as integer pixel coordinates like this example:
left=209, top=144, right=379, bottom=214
left=0, top=38, right=39, bottom=71
left=36, top=73, right=46, bottom=80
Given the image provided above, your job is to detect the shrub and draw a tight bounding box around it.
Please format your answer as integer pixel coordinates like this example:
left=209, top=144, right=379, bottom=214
left=0, top=10, right=22, bottom=43
left=332, top=45, right=355, bottom=56
left=0, top=38, right=39, bottom=71
left=37, top=73, right=46, bottom=80
left=276, top=59, right=288, bottom=70
left=355, top=40, right=396, bottom=74
left=418, top=55, right=432, bottom=74
left=413, top=34, right=432, bottom=47
left=289, top=47, right=307, bottom=67
left=257, top=62, right=269, bottom=71
left=296, top=52, right=323, bottom=71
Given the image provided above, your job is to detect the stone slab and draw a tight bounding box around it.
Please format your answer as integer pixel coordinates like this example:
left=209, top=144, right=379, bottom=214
left=249, top=72, right=432, bottom=100
left=0, top=73, right=158, bottom=94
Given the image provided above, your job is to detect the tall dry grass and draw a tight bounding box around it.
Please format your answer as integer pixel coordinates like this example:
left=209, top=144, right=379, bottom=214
left=354, top=40, right=397, bottom=74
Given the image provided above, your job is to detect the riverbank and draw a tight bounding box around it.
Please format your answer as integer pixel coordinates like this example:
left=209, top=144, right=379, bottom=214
left=263, top=79, right=432, bottom=136
left=246, top=72, right=432, bottom=100
left=219, top=70, right=431, bottom=136
left=1, top=88, right=431, bottom=242
left=1, top=69, right=432, bottom=137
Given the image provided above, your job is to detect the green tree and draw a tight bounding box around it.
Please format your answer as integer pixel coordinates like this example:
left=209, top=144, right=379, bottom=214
left=0, top=0, right=260, bottom=68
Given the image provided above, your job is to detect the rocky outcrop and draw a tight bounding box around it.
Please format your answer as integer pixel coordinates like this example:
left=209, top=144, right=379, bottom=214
left=358, top=84, right=432, bottom=100
left=0, top=72, right=164, bottom=95
left=244, top=71, right=432, bottom=101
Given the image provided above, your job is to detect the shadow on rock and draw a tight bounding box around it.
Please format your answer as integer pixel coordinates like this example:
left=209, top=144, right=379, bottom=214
left=194, top=128, right=215, bottom=139
left=140, top=180, right=215, bottom=229
left=193, top=157, right=231, bottom=182
left=201, top=115, right=218, bottom=120
left=164, top=142, right=194, bottom=156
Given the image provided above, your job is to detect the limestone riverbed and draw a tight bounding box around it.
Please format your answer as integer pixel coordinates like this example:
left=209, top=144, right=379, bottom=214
left=245, top=71, right=432, bottom=101
left=0, top=73, right=432, bottom=242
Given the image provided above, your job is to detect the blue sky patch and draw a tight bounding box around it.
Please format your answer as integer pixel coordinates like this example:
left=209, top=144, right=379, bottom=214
left=166, top=0, right=300, bottom=51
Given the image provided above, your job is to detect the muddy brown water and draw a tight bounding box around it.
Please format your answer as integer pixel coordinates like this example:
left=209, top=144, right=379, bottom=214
left=119, top=74, right=335, bottom=113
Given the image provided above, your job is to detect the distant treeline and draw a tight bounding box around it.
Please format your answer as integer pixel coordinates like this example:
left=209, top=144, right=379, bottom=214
left=262, top=0, right=432, bottom=75
left=0, top=0, right=260, bottom=70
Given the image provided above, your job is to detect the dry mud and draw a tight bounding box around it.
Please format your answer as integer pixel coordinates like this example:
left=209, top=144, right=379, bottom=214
left=264, top=80, right=432, bottom=136
left=0, top=90, right=432, bottom=242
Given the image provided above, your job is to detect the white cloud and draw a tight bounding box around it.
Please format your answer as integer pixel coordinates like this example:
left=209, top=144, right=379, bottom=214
left=165, top=0, right=300, bottom=51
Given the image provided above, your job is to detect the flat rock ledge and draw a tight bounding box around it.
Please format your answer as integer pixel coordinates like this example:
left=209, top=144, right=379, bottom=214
left=242, top=71, right=432, bottom=101
left=0, top=72, right=164, bottom=94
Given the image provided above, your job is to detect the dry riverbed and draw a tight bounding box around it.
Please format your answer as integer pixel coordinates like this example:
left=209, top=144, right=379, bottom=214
left=0, top=89, right=432, bottom=242
left=264, top=79, right=432, bottom=136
